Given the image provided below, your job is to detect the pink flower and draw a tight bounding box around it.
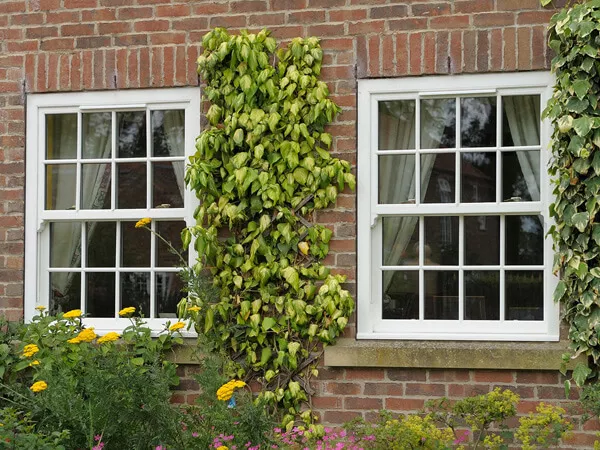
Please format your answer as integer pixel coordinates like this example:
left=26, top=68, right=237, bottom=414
left=192, top=432, right=199, bottom=438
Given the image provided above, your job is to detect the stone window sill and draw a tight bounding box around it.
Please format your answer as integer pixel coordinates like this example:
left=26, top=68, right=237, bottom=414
left=323, top=338, right=582, bottom=370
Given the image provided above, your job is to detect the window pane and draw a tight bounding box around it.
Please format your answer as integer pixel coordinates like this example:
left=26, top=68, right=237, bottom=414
left=461, top=152, right=496, bottom=202
left=86, top=221, right=116, bottom=267
left=50, top=222, right=81, bottom=268
left=45, top=164, right=76, bottom=210
left=382, top=217, right=419, bottom=266
left=82, top=112, right=112, bottom=159
left=86, top=272, right=115, bottom=317
left=121, top=272, right=150, bottom=318
left=464, top=216, right=499, bottom=265
left=117, top=162, right=146, bottom=209
left=464, top=271, right=499, bottom=320
left=505, top=215, right=544, bottom=265
left=383, top=271, right=418, bottom=319
left=81, top=163, right=111, bottom=209
left=117, top=111, right=146, bottom=158
left=424, top=270, right=458, bottom=319
left=156, top=221, right=188, bottom=267
left=502, top=95, right=540, bottom=146
left=122, top=221, right=150, bottom=267
left=152, top=110, right=184, bottom=157
left=420, top=98, right=455, bottom=149
left=46, top=114, right=77, bottom=159
left=506, top=271, right=543, bottom=321
left=379, top=155, right=415, bottom=204
left=424, top=216, right=458, bottom=265
left=156, top=272, right=184, bottom=318
left=460, top=97, right=496, bottom=148
left=421, top=153, right=455, bottom=203
left=152, top=162, right=184, bottom=208
left=502, top=151, right=540, bottom=202
left=50, top=272, right=80, bottom=314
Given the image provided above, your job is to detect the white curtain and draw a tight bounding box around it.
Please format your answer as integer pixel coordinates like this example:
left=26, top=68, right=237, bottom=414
left=50, top=113, right=112, bottom=304
left=161, top=110, right=186, bottom=201
left=503, top=96, right=541, bottom=201
left=379, top=101, right=446, bottom=290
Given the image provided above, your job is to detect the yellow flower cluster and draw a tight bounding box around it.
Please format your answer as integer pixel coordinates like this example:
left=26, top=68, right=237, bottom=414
left=29, top=360, right=40, bottom=367
left=30, top=381, right=47, bottom=393
left=216, top=380, right=246, bottom=401
left=97, top=332, right=120, bottom=344
left=63, top=309, right=82, bottom=319
left=119, top=306, right=136, bottom=316
left=135, top=217, right=151, bottom=228
left=187, top=306, right=201, bottom=312
left=169, top=321, right=185, bottom=332
left=35, top=305, right=46, bottom=311
left=68, top=327, right=97, bottom=344
left=22, top=344, right=39, bottom=358
left=216, top=446, right=229, bottom=450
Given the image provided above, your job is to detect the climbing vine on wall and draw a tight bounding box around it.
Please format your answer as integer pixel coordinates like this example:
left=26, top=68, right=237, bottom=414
left=544, top=1, right=600, bottom=386
left=178, top=28, right=355, bottom=426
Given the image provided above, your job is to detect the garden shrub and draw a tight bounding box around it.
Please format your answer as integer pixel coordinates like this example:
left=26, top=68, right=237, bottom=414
left=2, top=308, right=189, bottom=450
left=179, top=27, right=355, bottom=426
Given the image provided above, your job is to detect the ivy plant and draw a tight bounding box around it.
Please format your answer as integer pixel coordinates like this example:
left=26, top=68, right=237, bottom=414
left=544, top=1, right=600, bottom=387
left=178, top=28, right=355, bottom=427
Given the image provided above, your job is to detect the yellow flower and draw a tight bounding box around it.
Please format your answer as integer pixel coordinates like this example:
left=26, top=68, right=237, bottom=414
left=30, top=381, right=47, bottom=393
left=216, top=379, right=246, bottom=401
left=22, top=344, right=39, bottom=358
left=97, top=332, right=120, bottom=344
left=118, top=306, right=136, bottom=316
left=35, top=305, right=46, bottom=311
left=67, top=337, right=81, bottom=344
left=169, top=321, right=185, bottom=332
left=76, top=327, right=97, bottom=343
left=28, top=360, right=40, bottom=367
left=216, top=446, right=229, bottom=450
left=63, top=309, right=82, bottom=319
left=135, top=218, right=151, bottom=228
left=187, top=306, right=201, bottom=312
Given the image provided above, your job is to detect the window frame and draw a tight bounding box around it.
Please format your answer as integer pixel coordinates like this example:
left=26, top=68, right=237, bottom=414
left=356, top=72, right=559, bottom=341
left=25, top=88, right=200, bottom=334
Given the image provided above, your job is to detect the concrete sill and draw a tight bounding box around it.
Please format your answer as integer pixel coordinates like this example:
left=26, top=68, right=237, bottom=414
left=324, top=338, right=583, bottom=370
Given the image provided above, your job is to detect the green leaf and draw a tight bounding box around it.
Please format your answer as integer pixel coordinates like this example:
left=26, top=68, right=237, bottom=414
left=557, top=115, right=573, bottom=133
left=573, top=362, right=592, bottom=386
left=281, top=266, right=300, bottom=291
left=573, top=79, right=592, bottom=100
left=554, top=280, right=567, bottom=303
left=233, top=128, right=244, bottom=146
left=573, top=116, right=593, bottom=137
left=572, top=211, right=589, bottom=232
left=131, top=357, right=144, bottom=366
left=262, top=317, right=276, bottom=331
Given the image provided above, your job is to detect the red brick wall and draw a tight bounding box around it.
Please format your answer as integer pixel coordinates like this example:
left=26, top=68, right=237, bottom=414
left=2, top=0, right=589, bottom=446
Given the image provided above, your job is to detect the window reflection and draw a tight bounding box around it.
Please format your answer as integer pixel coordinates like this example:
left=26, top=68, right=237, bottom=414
left=460, top=97, right=496, bottom=148
left=420, top=98, right=456, bottom=149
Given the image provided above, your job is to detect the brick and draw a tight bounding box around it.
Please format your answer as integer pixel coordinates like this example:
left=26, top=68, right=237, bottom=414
left=231, top=1, right=267, bottom=12
left=455, top=0, right=494, bottom=13
left=490, top=28, right=502, bottom=71
left=98, top=22, right=131, bottom=34
left=313, top=396, right=342, bottom=409
left=308, top=23, right=345, bottom=37
left=405, top=382, right=446, bottom=396
left=388, top=368, right=426, bottom=382
left=150, top=32, right=186, bottom=46
left=288, top=10, right=326, bottom=23
left=64, top=0, right=97, bottom=7
left=70, top=52, right=81, bottom=90
left=517, top=10, right=555, bottom=24
left=329, top=9, right=367, bottom=21
left=412, top=2, right=451, bottom=16
left=326, top=382, right=361, bottom=395
left=386, top=398, right=425, bottom=410
left=155, top=4, right=191, bottom=17
left=345, top=368, right=385, bottom=381
left=82, top=9, right=116, bottom=22
left=322, top=410, right=361, bottom=424
left=532, top=26, right=546, bottom=69
left=363, top=382, right=404, bottom=396
left=193, top=3, right=229, bottom=14
left=93, top=50, right=104, bottom=89
left=503, top=27, right=517, bottom=70
left=139, top=47, right=150, bottom=87
left=515, top=371, right=559, bottom=385
left=9, top=40, right=41, bottom=52
left=368, top=34, right=379, bottom=77
left=429, top=370, right=470, bottom=382
left=370, top=5, right=407, bottom=19
left=423, top=31, right=435, bottom=74
left=473, top=12, right=515, bottom=27
left=114, top=35, right=147, bottom=47
left=171, top=18, right=208, bottom=31
left=563, top=432, right=600, bottom=447
left=248, top=13, right=285, bottom=26
left=463, top=30, right=476, bottom=72
left=497, top=0, right=541, bottom=10
left=76, top=36, right=111, bottom=49
left=61, top=23, right=95, bottom=36
left=409, top=32, right=421, bottom=75
left=345, top=397, right=383, bottom=410
left=517, top=26, right=532, bottom=70
left=430, top=15, right=470, bottom=29
left=473, top=370, right=514, bottom=383
left=308, top=0, right=345, bottom=7
left=25, top=26, right=58, bottom=39
left=477, top=30, right=489, bottom=71
left=10, top=12, right=44, bottom=25
left=59, top=53, right=70, bottom=90
left=395, top=33, right=408, bottom=75
left=116, top=7, right=153, bottom=20
left=210, top=15, right=247, bottom=28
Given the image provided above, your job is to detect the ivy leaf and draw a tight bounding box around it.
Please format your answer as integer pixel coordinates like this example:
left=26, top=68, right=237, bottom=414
left=573, top=362, right=592, bottom=386
left=566, top=97, right=589, bottom=113
left=233, top=128, right=244, bottom=146
left=572, top=211, right=589, bottom=232
left=262, top=317, right=276, bottom=331
left=554, top=280, right=567, bottom=303
left=573, top=79, right=592, bottom=100
left=281, top=266, right=300, bottom=291
left=574, top=116, right=593, bottom=137
left=557, top=115, right=573, bottom=133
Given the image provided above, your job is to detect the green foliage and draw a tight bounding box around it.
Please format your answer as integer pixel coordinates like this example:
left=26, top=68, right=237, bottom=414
left=179, top=28, right=355, bottom=426
left=544, top=1, right=600, bottom=385
left=0, top=408, right=69, bottom=450
left=346, top=389, right=572, bottom=450
left=0, top=317, right=25, bottom=397
left=3, top=309, right=188, bottom=449
left=181, top=353, right=277, bottom=449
